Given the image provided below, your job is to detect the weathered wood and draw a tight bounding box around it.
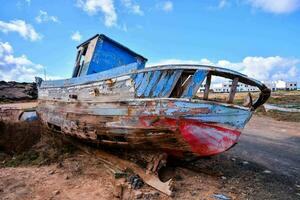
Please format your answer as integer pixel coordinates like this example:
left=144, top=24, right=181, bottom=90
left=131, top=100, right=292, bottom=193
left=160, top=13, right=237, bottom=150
left=143, top=70, right=161, bottom=97
left=137, top=72, right=153, bottom=97
left=37, top=65, right=270, bottom=158
left=203, top=73, right=211, bottom=100
left=0, top=102, right=37, bottom=122
left=152, top=71, right=169, bottom=97
left=160, top=70, right=183, bottom=97
left=68, top=138, right=173, bottom=196
left=181, top=70, right=208, bottom=98
left=227, top=77, right=239, bottom=104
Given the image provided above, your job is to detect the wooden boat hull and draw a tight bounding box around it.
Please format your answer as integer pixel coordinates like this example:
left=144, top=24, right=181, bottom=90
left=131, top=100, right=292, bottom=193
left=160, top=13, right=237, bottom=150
left=37, top=64, right=269, bottom=157
left=37, top=98, right=251, bottom=157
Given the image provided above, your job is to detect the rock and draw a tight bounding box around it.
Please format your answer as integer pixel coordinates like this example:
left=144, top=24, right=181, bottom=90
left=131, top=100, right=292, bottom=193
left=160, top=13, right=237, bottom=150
left=214, top=194, right=231, bottom=200
left=56, top=162, right=63, bottom=168
left=127, top=174, right=144, bottom=189
left=263, top=170, right=272, bottom=174
left=48, top=170, right=55, bottom=175
left=134, top=190, right=143, bottom=199
left=143, top=191, right=160, bottom=199
left=53, top=190, right=60, bottom=196
left=190, top=191, right=197, bottom=196
left=0, top=81, right=37, bottom=102
left=221, top=176, right=227, bottom=180
left=242, top=161, right=249, bottom=165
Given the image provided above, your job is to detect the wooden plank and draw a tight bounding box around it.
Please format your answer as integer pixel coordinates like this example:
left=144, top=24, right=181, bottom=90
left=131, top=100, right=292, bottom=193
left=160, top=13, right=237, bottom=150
left=136, top=72, right=153, bottom=97
left=227, top=77, right=239, bottom=104
left=203, top=73, right=211, bottom=100
left=41, top=62, right=140, bottom=88
left=181, top=70, right=208, bottom=98
left=160, top=70, right=183, bottom=97
left=133, top=72, right=145, bottom=89
left=143, top=70, right=162, bottom=97
left=64, top=137, right=174, bottom=196
left=151, top=71, right=169, bottom=97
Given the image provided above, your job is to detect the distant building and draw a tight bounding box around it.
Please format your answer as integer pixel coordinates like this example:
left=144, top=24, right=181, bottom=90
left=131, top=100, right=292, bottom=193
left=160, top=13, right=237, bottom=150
left=263, top=80, right=297, bottom=91
left=284, top=81, right=297, bottom=90
left=200, top=81, right=259, bottom=93
left=263, top=81, right=276, bottom=91
left=199, top=80, right=297, bottom=93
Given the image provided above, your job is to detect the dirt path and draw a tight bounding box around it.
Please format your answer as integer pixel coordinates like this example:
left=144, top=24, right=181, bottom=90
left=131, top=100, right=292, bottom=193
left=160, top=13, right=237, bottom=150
left=229, top=115, right=300, bottom=179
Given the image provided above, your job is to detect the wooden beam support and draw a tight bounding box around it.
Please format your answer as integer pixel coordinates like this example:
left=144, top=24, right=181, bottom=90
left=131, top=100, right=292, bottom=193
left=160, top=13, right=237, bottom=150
left=227, top=77, right=239, bottom=104
left=66, top=137, right=173, bottom=196
left=203, top=73, right=211, bottom=100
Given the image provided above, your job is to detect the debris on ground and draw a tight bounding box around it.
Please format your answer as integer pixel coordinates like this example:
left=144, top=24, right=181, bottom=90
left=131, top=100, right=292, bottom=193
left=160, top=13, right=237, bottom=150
left=214, top=194, right=232, bottom=200
left=0, top=114, right=300, bottom=199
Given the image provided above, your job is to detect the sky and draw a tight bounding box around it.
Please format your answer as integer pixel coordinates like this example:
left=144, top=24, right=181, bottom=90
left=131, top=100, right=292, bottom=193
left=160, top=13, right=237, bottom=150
left=0, top=0, right=300, bottom=83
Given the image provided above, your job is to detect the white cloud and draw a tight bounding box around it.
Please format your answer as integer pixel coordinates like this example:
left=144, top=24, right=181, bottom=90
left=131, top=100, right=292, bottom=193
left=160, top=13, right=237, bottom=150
left=121, top=0, right=143, bottom=15
left=35, top=10, right=59, bottom=23
left=0, top=19, right=42, bottom=41
left=247, top=0, right=300, bottom=14
left=0, top=42, right=13, bottom=55
left=71, top=31, right=82, bottom=41
left=148, top=56, right=300, bottom=81
left=218, top=0, right=228, bottom=9
left=161, top=1, right=173, bottom=12
left=0, top=42, right=62, bottom=82
left=76, top=0, right=117, bottom=27
left=0, top=42, right=41, bottom=82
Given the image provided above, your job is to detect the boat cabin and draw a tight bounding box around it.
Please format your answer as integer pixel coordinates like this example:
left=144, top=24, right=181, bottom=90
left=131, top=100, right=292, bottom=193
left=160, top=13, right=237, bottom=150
left=72, top=34, right=147, bottom=77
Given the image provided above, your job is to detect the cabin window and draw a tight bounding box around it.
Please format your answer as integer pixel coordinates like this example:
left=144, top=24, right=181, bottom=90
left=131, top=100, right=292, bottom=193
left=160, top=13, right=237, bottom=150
left=72, top=45, right=89, bottom=77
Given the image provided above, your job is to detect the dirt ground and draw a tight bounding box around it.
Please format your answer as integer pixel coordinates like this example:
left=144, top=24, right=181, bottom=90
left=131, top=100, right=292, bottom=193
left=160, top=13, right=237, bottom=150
left=0, top=115, right=300, bottom=200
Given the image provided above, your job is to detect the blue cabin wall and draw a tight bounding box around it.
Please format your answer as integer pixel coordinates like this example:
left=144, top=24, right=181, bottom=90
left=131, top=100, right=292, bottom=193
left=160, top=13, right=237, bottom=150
left=86, top=38, right=146, bottom=75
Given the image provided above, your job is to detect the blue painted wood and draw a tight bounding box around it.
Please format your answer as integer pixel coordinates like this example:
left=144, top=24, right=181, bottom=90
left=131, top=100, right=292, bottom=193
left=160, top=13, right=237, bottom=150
left=143, top=70, right=162, bottom=97
left=152, top=71, right=169, bottom=97
left=181, top=70, right=208, bottom=98
left=133, top=72, right=145, bottom=89
left=40, top=63, right=139, bottom=88
left=173, top=101, right=251, bottom=128
left=160, top=70, right=183, bottom=97
left=132, top=100, right=251, bottom=129
left=81, top=35, right=147, bottom=76
left=136, top=72, right=153, bottom=97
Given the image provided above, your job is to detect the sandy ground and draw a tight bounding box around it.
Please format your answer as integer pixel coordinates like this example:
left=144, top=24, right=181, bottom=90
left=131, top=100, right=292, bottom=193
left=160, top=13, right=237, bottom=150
left=0, top=115, right=300, bottom=200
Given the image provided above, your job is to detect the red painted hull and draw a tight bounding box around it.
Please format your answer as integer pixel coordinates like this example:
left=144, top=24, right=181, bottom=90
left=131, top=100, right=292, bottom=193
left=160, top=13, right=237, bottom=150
left=139, top=116, right=241, bottom=157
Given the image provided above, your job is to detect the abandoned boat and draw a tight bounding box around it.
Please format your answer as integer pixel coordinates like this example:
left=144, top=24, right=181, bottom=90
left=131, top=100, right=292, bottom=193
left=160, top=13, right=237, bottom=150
left=36, top=34, right=270, bottom=157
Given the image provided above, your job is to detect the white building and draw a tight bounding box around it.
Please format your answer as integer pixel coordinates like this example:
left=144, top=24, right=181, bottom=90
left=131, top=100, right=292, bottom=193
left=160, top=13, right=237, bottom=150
left=209, top=81, right=259, bottom=93
left=263, top=80, right=297, bottom=91
left=199, top=80, right=297, bottom=93
left=262, top=81, right=276, bottom=91
left=282, top=81, right=297, bottom=90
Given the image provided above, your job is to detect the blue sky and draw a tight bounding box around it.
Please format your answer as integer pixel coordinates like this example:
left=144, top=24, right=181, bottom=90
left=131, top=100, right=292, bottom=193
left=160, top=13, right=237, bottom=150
left=0, top=0, right=300, bottom=82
